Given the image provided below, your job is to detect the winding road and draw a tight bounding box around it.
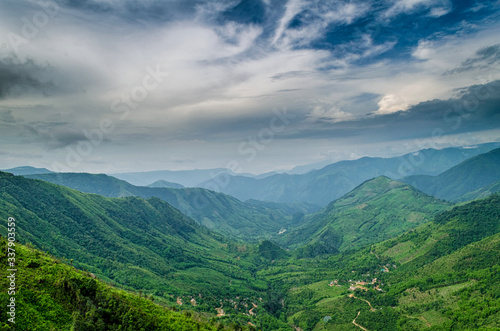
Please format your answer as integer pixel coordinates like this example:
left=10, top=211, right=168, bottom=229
left=352, top=311, right=369, bottom=331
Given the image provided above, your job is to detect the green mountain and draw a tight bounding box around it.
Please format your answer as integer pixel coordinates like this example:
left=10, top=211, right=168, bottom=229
left=402, top=147, right=500, bottom=202
left=198, top=143, right=500, bottom=206
left=0, top=172, right=296, bottom=330
left=147, top=179, right=185, bottom=189
left=0, top=236, right=220, bottom=331
left=3, top=169, right=500, bottom=330
left=263, top=194, right=500, bottom=331
left=277, top=176, right=450, bottom=254
left=0, top=172, right=263, bottom=302
left=23, top=172, right=292, bottom=240
left=458, top=178, right=500, bottom=202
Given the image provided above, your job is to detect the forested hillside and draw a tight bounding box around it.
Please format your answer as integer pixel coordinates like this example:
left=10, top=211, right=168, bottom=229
left=2, top=171, right=500, bottom=330
left=24, top=172, right=296, bottom=240
left=277, top=177, right=450, bottom=254
left=0, top=172, right=294, bottom=330
left=261, top=194, right=500, bottom=330
left=0, top=236, right=222, bottom=331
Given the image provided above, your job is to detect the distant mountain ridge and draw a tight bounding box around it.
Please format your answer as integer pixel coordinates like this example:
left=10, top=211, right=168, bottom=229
left=2, top=166, right=53, bottom=175
left=198, top=143, right=500, bottom=205
left=147, top=179, right=185, bottom=189
left=402, top=147, right=500, bottom=201
left=111, top=168, right=255, bottom=187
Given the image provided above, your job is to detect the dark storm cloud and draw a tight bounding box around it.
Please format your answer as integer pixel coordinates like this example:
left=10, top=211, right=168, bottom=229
left=445, top=43, right=500, bottom=75
left=0, top=57, right=53, bottom=98
left=25, top=125, right=89, bottom=149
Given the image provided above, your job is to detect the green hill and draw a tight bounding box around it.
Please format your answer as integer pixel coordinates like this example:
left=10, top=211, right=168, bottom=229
left=23, top=172, right=293, bottom=240
left=260, top=194, right=500, bottom=330
left=0, top=236, right=220, bottom=331
left=403, top=147, right=500, bottom=202
left=0, top=172, right=298, bottom=330
left=277, top=176, right=450, bottom=254
left=0, top=172, right=266, bottom=307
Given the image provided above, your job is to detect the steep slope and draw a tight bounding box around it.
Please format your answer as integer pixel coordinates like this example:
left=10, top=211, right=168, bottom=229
left=277, top=176, right=450, bottom=253
left=198, top=143, right=500, bottom=205
left=0, top=172, right=265, bottom=302
left=0, top=236, right=219, bottom=331
left=403, top=147, right=500, bottom=202
left=23, top=172, right=291, bottom=240
left=375, top=193, right=500, bottom=269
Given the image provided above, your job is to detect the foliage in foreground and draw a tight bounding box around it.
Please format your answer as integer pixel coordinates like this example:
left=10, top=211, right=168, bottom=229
left=0, top=236, right=221, bottom=331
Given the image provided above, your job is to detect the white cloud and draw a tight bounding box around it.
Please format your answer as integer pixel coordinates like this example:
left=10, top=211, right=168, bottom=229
left=1, top=0, right=499, bottom=173
left=273, top=0, right=370, bottom=49
left=272, top=0, right=305, bottom=46
left=376, top=94, right=410, bottom=114
left=384, top=0, right=452, bottom=18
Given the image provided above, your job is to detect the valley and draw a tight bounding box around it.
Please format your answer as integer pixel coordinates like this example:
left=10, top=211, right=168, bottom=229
left=1, top=147, right=500, bottom=330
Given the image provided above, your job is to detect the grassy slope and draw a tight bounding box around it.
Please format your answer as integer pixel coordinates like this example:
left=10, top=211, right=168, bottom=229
left=0, top=236, right=222, bottom=331
left=0, top=172, right=268, bottom=307
left=277, top=176, right=450, bottom=253
left=260, top=194, right=500, bottom=331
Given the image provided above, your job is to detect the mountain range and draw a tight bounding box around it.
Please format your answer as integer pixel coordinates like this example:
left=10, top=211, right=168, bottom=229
left=2, top=143, right=500, bottom=330
left=402, top=147, right=500, bottom=202
left=197, top=143, right=500, bottom=205
left=22, top=172, right=310, bottom=240
left=110, top=168, right=250, bottom=187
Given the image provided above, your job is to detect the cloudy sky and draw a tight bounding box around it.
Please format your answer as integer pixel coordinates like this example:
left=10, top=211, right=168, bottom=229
left=0, top=0, right=499, bottom=174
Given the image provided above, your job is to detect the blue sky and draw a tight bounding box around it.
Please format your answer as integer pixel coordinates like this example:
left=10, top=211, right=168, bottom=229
left=0, top=0, right=499, bottom=174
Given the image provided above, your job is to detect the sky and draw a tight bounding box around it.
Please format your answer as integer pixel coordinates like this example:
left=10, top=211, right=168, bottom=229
left=0, top=0, right=499, bottom=174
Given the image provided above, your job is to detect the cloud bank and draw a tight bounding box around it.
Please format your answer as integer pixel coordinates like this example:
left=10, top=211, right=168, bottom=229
left=0, top=0, right=499, bottom=173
